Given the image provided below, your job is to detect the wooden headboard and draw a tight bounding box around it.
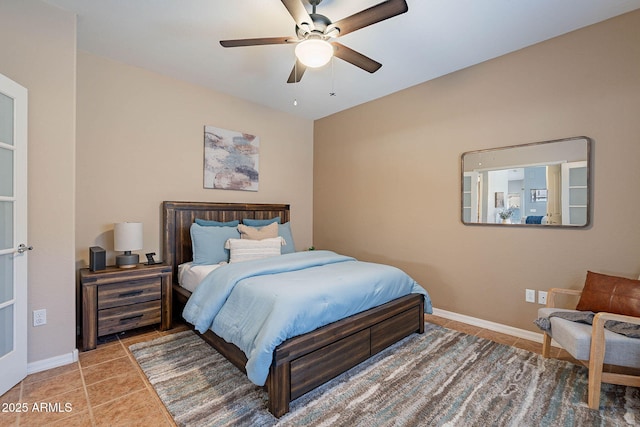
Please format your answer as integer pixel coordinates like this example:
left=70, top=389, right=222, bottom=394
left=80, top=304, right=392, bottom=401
left=162, top=201, right=290, bottom=283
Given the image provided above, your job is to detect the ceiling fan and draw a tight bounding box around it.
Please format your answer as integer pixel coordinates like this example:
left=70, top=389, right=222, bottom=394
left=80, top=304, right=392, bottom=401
left=220, top=0, right=409, bottom=83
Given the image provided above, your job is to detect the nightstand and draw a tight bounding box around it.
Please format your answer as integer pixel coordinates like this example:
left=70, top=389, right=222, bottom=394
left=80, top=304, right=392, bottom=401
left=80, top=263, right=172, bottom=351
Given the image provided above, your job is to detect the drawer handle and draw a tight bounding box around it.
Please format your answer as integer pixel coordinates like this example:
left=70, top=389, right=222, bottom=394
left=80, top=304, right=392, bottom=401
left=118, top=290, right=144, bottom=298
left=120, top=314, right=144, bottom=322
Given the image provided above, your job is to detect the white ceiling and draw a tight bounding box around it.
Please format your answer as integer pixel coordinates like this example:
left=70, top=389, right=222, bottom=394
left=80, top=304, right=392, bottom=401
left=43, top=0, right=640, bottom=120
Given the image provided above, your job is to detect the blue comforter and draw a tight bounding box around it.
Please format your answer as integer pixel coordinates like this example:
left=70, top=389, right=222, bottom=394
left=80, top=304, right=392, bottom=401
left=182, top=250, right=432, bottom=385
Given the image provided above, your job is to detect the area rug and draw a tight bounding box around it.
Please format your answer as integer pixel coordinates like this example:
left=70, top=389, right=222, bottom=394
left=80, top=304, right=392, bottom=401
left=129, top=324, right=639, bottom=426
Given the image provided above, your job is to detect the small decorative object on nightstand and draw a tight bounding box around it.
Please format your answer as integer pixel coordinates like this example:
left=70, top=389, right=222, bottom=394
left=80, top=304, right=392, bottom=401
left=89, top=246, right=106, bottom=271
left=80, top=263, right=171, bottom=351
left=145, top=252, right=160, bottom=265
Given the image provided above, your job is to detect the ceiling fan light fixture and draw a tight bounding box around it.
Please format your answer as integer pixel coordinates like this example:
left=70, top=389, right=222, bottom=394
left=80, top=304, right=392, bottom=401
left=295, top=39, right=333, bottom=68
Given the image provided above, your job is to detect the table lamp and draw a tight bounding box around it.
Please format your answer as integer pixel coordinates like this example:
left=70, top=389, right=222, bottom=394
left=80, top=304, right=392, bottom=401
left=114, top=222, right=143, bottom=268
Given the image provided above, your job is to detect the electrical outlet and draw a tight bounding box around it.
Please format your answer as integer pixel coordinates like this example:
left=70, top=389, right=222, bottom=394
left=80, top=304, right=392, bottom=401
left=525, top=289, right=536, bottom=303
left=33, top=309, right=46, bottom=327
left=538, top=291, right=548, bottom=305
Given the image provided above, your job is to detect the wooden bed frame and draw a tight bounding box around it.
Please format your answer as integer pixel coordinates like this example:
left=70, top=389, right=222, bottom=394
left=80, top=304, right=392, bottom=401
left=162, top=201, right=425, bottom=417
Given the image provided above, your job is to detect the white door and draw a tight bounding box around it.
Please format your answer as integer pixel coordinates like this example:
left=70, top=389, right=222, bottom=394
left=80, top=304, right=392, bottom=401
left=462, top=172, right=479, bottom=223
left=0, top=72, right=28, bottom=396
left=561, top=161, right=588, bottom=226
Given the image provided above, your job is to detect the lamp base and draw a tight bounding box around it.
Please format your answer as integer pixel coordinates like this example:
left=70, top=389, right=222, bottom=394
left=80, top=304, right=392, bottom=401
left=116, top=253, right=139, bottom=269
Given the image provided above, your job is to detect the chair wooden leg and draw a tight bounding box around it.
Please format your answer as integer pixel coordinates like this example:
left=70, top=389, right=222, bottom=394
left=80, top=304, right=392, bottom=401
left=587, top=314, right=607, bottom=410
left=542, top=332, right=552, bottom=358
left=587, top=368, right=603, bottom=409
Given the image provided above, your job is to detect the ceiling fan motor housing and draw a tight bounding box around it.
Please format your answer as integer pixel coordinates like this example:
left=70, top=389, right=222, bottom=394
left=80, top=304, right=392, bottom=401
left=297, top=13, right=334, bottom=39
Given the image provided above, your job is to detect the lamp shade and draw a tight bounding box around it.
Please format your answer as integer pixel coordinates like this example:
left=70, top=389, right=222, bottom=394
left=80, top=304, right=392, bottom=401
left=114, top=222, right=143, bottom=251
left=295, top=39, right=333, bottom=68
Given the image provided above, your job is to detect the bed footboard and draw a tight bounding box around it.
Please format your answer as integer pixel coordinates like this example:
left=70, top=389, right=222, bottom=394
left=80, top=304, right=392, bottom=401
left=174, top=286, right=423, bottom=417
left=267, top=293, right=424, bottom=417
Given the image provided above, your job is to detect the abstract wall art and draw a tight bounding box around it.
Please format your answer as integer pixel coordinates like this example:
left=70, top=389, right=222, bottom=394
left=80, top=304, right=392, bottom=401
left=203, top=125, right=259, bottom=191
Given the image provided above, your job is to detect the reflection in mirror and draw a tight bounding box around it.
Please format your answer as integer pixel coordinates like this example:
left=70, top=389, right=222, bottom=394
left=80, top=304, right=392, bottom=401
left=461, top=137, right=591, bottom=227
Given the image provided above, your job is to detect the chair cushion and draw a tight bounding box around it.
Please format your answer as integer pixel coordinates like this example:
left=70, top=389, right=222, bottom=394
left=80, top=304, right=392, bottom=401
left=576, top=271, right=640, bottom=317
left=538, top=307, right=640, bottom=368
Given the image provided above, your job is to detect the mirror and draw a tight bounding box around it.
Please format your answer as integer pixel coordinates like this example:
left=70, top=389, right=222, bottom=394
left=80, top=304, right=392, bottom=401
left=461, top=136, right=591, bottom=227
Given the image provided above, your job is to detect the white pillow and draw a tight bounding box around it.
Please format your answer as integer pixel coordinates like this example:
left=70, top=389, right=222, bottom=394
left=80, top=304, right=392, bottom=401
left=225, top=237, right=284, bottom=263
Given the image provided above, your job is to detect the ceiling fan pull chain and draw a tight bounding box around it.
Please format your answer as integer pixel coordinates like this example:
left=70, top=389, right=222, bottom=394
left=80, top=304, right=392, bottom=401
left=329, top=55, right=336, bottom=97
left=294, top=52, right=299, bottom=106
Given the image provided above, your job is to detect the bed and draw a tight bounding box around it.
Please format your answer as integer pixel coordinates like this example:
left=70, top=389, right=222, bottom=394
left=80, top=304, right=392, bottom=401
left=162, top=201, right=429, bottom=417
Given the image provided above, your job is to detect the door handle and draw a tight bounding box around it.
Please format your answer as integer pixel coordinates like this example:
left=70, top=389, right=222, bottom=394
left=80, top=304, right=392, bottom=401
left=16, top=244, right=33, bottom=254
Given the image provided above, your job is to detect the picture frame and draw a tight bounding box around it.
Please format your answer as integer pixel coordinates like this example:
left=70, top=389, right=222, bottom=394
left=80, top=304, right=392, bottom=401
left=507, top=193, right=521, bottom=209
left=203, top=125, right=259, bottom=191
left=530, top=189, right=548, bottom=202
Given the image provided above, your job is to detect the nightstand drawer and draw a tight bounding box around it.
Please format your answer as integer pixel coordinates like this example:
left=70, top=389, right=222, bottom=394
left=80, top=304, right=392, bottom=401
left=98, top=300, right=162, bottom=336
left=97, top=278, right=161, bottom=309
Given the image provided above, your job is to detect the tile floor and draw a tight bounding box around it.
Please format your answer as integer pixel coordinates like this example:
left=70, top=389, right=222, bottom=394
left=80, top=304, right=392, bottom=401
left=0, top=315, right=575, bottom=426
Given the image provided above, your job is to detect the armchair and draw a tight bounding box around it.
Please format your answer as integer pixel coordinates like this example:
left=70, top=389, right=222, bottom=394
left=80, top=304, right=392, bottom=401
left=539, top=277, right=640, bottom=410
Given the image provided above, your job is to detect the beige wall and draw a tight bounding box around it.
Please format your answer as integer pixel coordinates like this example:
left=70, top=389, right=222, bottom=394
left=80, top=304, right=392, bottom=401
left=75, top=52, right=314, bottom=267
left=314, top=10, right=640, bottom=332
left=1, top=1, right=313, bottom=368
left=0, top=0, right=77, bottom=363
left=2, top=0, right=637, bottom=369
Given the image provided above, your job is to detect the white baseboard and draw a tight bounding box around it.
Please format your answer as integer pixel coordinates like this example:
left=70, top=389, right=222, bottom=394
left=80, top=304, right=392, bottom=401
left=27, top=349, right=79, bottom=375
left=431, top=307, right=557, bottom=346
left=23, top=309, right=551, bottom=375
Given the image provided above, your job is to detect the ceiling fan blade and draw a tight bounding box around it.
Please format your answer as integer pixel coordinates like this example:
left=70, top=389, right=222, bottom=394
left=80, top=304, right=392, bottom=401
left=220, top=37, right=292, bottom=48
left=329, top=0, right=408, bottom=37
left=287, top=59, right=307, bottom=83
left=331, top=42, right=382, bottom=73
left=281, top=0, right=315, bottom=31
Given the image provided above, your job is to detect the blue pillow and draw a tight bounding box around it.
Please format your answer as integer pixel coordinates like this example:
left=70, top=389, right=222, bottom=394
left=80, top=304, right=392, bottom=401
left=190, top=223, right=240, bottom=265
left=525, top=216, right=544, bottom=224
left=243, top=217, right=281, bottom=226
left=279, top=222, right=296, bottom=254
left=195, top=218, right=240, bottom=227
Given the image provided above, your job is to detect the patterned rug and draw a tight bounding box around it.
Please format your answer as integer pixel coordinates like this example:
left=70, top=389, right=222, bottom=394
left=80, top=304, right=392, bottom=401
left=129, top=324, right=639, bottom=426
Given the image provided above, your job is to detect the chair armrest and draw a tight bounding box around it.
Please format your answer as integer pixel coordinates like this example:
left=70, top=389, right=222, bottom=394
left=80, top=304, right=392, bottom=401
left=593, top=312, right=640, bottom=326
left=590, top=311, right=640, bottom=363
left=591, top=311, right=640, bottom=351
left=546, top=288, right=583, bottom=308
